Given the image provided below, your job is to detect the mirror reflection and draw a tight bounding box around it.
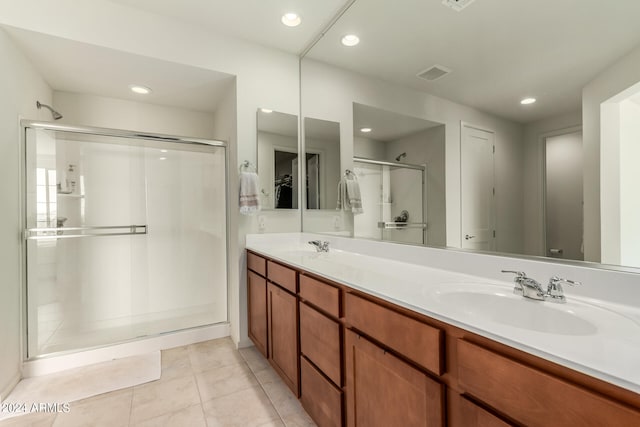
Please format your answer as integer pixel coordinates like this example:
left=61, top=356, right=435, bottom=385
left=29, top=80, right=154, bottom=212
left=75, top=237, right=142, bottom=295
left=300, top=0, right=640, bottom=270
left=256, top=109, right=299, bottom=209
left=303, top=117, right=340, bottom=210
left=353, top=103, right=445, bottom=247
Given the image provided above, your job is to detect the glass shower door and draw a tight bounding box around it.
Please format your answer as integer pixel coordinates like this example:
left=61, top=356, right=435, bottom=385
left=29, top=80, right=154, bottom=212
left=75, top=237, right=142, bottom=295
left=24, top=126, right=228, bottom=358
left=353, top=160, right=426, bottom=245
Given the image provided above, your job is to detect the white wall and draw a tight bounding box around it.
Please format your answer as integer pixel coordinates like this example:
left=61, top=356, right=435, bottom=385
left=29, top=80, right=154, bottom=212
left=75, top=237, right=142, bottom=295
left=53, top=91, right=219, bottom=138
left=0, top=0, right=301, bottom=351
left=0, top=27, right=52, bottom=400
left=522, top=110, right=582, bottom=255
left=301, top=59, right=524, bottom=250
left=583, top=43, right=640, bottom=263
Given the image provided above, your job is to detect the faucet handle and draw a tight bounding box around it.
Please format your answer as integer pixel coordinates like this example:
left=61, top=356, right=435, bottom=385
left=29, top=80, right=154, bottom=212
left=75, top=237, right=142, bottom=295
left=501, top=270, right=527, bottom=279
left=546, top=276, right=581, bottom=303
left=548, top=276, right=581, bottom=287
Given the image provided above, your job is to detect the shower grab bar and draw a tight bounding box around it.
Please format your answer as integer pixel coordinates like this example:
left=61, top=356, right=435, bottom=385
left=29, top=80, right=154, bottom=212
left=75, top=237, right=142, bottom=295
left=377, top=221, right=427, bottom=230
left=24, top=225, right=147, bottom=240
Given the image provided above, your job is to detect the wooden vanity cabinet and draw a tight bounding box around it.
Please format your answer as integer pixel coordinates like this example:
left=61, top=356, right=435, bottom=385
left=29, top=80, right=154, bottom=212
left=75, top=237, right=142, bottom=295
left=299, top=274, right=344, bottom=427
left=247, top=252, right=268, bottom=357
left=246, top=251, right=640, bottom=427
left=345, top=329, right=444, bottom=427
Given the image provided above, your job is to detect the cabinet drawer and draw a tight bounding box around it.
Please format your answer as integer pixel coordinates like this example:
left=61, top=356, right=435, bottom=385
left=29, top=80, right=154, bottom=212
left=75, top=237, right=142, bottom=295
left=345, top=293, right=443, bottom=375
left=301, top=356, right=343, bottom=427
left=247, top=251, right=266, bottom=276
left=457, top=339, right=640, bottom=427
left=267, top=260, right=297, bottom=293
left=455, top=395, right=513, bottom=427
left=300, top=302, right=341, bottom=386
left=300, top=274, right=340, bottom=317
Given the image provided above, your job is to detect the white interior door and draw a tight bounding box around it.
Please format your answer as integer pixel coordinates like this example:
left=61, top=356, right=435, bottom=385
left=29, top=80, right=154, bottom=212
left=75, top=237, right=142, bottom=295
left=461, top=124, right=495, bottom=250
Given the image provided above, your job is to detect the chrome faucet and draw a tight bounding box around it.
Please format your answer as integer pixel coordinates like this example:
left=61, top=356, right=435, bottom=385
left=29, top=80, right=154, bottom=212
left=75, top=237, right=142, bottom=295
left=308, top=240, right=330, bottom=252
left=502, top=270, right=546, bottom=301
left=502, top=271, right=581, bottom=303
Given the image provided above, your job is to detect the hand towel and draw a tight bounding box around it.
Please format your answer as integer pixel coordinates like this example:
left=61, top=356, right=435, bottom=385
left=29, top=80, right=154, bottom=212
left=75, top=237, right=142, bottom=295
left=336, top=176, right=363, bottom=215
left=239, top=171, right=261, bottom=215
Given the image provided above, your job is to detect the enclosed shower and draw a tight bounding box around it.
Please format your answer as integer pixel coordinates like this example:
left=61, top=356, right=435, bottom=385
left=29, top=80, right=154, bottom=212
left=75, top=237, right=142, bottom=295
left=22, top=122, right=228, bottom=359
left=353, top=157, right=427, bottom=245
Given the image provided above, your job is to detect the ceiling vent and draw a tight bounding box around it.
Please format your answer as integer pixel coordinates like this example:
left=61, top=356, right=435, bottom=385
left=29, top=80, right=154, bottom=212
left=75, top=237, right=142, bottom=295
left=441, top=0, right=477, bottom=12
left=416, top=65, right=452, bottom=82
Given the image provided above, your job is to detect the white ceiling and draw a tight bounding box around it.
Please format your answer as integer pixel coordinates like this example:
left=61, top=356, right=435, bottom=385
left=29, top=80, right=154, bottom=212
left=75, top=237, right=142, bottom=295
left=353, top=103, right=442, bottom=142
left=306, top=0, right=640, bottom=124
left=108, top=0, right=347, bottom=55
left=5, top=26, right=235, bottom=113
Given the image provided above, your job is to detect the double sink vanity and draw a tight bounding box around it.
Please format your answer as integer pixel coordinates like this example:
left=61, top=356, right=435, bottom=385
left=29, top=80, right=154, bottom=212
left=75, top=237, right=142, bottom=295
left=245, top=233, right=640, bottom=426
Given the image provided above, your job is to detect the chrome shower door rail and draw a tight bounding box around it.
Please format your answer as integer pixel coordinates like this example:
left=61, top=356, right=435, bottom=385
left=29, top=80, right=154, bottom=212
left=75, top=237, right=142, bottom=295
left=377, top=221, right=427, bottom=230
left=24, top=224, right=148, bottom=240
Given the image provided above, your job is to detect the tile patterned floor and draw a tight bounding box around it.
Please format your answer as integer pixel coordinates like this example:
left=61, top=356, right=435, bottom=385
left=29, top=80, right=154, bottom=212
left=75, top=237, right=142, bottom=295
left=0, top=338, right=316, bottom=427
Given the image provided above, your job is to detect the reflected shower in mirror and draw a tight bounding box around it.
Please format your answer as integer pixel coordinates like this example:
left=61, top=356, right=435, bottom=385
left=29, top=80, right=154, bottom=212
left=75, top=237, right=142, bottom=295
left=256, top=109, right=299, bottom=209
left=352, top=103, right=446, bottom=247
left=303, top=117, right=340, bottom=210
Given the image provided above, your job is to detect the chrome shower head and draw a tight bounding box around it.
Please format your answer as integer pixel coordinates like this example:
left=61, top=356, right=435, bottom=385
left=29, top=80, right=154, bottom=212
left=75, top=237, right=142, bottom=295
left=36, top=101, right=63, bottom=120
left=395, top=152, right=407, bottom=162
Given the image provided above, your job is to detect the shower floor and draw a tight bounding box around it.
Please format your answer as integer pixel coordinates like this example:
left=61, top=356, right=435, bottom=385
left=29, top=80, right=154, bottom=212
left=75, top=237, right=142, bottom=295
left=32, top=302, right=225, bottom=357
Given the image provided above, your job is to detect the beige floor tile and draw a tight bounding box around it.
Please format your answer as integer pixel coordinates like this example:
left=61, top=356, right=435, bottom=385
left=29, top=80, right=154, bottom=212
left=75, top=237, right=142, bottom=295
left=0, top=411, right=56, bottom=427
left=239, top=347, right=271, bottom=374
left=130, top=375, right=200, bottom=424
left=52, top=388, right=132, bottom=427
left=261, top=380, right=304, bottom=419
left=159, top=346, right=192, bottom=382
left=202, top=385, right=284, bottom=427
left=188, top=340, right=245, bottom=373
left=196, top=363, right=259, bottom=403
left=281, top=411, right=317, bottom=427
left=131, top=403, right=206, bottom=427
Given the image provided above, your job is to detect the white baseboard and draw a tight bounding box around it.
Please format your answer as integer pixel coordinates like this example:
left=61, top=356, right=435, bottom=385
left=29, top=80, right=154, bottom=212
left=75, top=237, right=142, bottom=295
left=22, top=323, right=230, bottom=378
left=0, top=370, right=21, bottom=403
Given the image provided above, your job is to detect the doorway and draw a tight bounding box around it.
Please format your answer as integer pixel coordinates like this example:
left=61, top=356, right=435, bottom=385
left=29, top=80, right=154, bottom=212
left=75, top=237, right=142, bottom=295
left=544, top=129, right=584, bottom=261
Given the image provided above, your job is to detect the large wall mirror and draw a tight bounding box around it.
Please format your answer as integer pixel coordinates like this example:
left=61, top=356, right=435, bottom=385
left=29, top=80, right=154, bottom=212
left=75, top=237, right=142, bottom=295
left=300, top=0, right=640, bottom=272
left=303, top=117, right=341, bottom=210
left=257, top=109, right=299, bottom=209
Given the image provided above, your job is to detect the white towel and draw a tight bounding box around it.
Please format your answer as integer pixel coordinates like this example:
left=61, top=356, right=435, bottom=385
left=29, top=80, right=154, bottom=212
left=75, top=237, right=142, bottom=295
left=239, top=171, right=261, bottom=215
left=336, top=176, right=363, bottom=215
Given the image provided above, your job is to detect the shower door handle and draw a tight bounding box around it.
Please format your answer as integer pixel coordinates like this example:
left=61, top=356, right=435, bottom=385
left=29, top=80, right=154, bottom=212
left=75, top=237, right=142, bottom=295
left=24, top=224, right=147, bottom=240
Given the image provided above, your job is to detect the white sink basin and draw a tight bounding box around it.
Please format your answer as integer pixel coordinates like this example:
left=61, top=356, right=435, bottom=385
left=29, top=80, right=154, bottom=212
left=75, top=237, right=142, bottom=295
left=431, top=283, right=637, bottom=336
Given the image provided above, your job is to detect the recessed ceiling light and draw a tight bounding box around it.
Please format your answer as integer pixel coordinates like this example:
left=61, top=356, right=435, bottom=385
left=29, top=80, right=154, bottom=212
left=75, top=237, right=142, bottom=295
left=520, top=97, right=536, bottom=105
left=129, top=85, right=152, bottom=95
left=261, top=108, right=273, bottom=113
left=160, top=149, right=168, bottom=153
left=159, top=157, right=167, bottom=161
left=341, top=34, right=360, bottom=47
left=360, top=127, right=372, bottom=133
left=281, top=12, right=301, bottom=27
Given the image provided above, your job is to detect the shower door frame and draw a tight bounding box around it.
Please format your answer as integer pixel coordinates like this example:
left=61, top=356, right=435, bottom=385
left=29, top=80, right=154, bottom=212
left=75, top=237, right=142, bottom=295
left=353, top=157, right=427, bottom=244
left=19, top=119, right=230, bottom=360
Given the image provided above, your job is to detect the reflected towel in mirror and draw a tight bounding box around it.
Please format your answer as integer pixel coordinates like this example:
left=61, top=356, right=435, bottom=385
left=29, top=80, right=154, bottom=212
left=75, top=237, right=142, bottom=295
left=239, top=171, right=261, bottom=215
left=337, top=174, right=363, bottom=215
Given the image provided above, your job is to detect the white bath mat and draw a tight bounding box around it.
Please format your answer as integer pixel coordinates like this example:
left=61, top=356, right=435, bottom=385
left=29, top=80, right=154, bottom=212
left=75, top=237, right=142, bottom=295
left=0, top=351, right=160, bottom=421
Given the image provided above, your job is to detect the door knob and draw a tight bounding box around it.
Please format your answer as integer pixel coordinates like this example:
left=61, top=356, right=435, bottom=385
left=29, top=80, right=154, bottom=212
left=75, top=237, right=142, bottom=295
left=465, top=234, right=476, bottom=240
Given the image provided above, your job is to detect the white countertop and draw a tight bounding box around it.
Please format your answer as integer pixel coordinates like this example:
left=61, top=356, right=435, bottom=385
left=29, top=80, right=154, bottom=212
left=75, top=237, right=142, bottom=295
left=246, top=233, right=640, bottom=395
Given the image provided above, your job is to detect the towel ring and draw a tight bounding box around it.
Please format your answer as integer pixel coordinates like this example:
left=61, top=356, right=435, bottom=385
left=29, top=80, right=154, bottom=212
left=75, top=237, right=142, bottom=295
left=240, top=160, right=256, bottom=172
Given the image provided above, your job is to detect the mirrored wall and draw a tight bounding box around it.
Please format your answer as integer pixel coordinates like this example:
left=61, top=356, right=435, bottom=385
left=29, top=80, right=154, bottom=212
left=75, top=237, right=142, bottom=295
left=300, top=0, right=640, bottom=272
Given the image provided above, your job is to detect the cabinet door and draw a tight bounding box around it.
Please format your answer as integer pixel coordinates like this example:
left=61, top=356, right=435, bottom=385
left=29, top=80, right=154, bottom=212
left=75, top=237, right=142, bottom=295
left=345, top=330, right=444, bottom=427
left=248, top=270, right=268, bottom=357
left=268, top=282, right=299, bottom=396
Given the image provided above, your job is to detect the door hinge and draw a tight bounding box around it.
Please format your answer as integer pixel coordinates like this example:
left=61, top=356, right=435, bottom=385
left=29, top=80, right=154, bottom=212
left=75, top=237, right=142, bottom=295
left=493, top=230, right=496, bottom=238
left=492, top=187, right=495, bottom=196
left=493, top=145, right=495, bottom=154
